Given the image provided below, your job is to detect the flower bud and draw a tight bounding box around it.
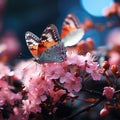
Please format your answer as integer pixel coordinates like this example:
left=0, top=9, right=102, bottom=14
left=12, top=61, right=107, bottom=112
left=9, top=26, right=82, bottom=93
left=115, top=71, right=120, bottom=78
left=85, top=18, right=94, bottom=28
left=76, top=40, right=88, bottom=55
left=100, top=108, right=109, bottom=117
left=110, top=65, right=118, bottom=74
left=86, top=38, right=95, bottom=51
left=102, top=61, right=110, bottom=70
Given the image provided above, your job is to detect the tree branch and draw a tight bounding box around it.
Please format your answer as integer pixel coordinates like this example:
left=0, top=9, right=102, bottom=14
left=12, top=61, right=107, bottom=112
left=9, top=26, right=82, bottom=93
left=61, top=97, right=104, bottom=120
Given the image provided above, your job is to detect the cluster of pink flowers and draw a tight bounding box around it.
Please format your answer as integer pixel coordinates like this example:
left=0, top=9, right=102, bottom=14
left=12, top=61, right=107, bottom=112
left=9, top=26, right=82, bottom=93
left=0, top=49, right=103, bottom=119
left=1, top=38, right=120, bottom=120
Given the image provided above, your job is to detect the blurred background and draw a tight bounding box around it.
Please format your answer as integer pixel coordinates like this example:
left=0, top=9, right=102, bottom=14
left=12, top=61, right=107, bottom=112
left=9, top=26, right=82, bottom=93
left=0, top=0, right=120, bottom=60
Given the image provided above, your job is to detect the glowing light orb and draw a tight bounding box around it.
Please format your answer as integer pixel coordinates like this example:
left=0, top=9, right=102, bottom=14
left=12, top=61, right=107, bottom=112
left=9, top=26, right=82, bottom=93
left=81, top=0, right=114, bottom=17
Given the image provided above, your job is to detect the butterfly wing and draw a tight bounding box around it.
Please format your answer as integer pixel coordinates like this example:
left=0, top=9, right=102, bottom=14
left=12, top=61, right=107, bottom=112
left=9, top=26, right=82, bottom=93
left=61, top=13, right=80, bottom=39
left=37, top=24, right=66, bottom=63
left=25, top=31, right=40, bottom=58
left=37, top=41, right=66, bottom=63
left=25, top=25, right=61, bottom=59
left=26, top=24, right=66, bottom=63
left=61, top=13, right=84, bottom=47
left=37, top=24, right=60, bottom=57
left=62, top=29, right=84, bottom=47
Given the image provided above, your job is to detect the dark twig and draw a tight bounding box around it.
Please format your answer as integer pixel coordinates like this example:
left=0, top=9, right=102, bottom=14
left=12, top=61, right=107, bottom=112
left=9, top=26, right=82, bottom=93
left=81, top=88, right=102, bottom=96
left=61, top=97, right=104, bottom=120
left=60, top=89, right=120, bottom=120
left=115, top=89, right=120, bottom=95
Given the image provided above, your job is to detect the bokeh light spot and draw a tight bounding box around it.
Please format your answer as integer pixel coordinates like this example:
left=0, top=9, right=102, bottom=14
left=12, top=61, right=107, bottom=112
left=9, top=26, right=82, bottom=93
left=81, top=0, right=114, bottom=17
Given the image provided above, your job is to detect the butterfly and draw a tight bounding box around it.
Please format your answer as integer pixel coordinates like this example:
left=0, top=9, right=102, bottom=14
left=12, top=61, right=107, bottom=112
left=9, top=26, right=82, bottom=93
left=25, top=24, right=66, bottom=63
left=61, top=13, right=85, bottom=47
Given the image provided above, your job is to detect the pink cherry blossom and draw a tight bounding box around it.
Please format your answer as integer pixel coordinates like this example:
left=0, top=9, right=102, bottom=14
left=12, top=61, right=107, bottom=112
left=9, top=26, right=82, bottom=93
left=24, top=75, right=47, bottom=98
left=14, top=59, right=41, bottom=80
left=60, top=72, right=81, bottom=92
left=77, top=52, right=93, bottom=69
left=0, top=78, right=22, bottom=106
left=65, top=51, right=80, bottom=65
left=43, top=63, right=65, bottom=80
left=49, top=89, right=66, bottom=104
left=25, top=72, right=54, bottom=92
left=86, top=62, right=101, bottom=80
left=66, top=52, right=101, bottom=81
left=103, top=86, right=115, bottom=100
left=66, top=52, right=96, bottom=70
left=22, top=72, right=52, bottom=115
left=83, top=52, right=94, bottom=62
left=22, top=99, right=41, bottom=114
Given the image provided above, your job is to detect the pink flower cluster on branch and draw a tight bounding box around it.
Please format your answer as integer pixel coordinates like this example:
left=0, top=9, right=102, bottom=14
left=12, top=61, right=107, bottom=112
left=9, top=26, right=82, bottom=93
left=0, top=49, right=102, bottom=119
left=0, top=41, right=120, bottom=120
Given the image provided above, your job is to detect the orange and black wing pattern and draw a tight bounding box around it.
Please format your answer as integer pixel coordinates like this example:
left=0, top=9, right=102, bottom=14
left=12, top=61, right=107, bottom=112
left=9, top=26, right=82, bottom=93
left=38, top=24, right=60, bottom=57
left=25, top=24, right=61, bottom=59
left=25, top=31, right=40, bottom=58
left=61, top=13, right=80, bottom=39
